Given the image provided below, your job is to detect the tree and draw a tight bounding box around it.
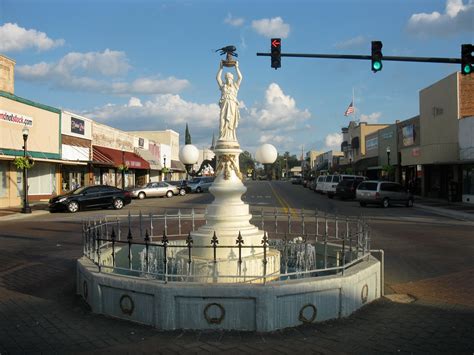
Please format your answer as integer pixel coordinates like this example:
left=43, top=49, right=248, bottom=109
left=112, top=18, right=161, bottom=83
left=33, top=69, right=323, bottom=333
left=239, top=151, right=255, bottom=177
left=185, top=123, right=192, bottom=144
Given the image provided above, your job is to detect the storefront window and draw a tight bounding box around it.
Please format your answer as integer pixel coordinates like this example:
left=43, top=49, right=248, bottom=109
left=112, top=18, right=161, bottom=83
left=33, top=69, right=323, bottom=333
left=125, top=171, right=135, bottom=188
left=28, top=163, right=56, bottom=195
left=61, top=166, right=85, bottom=192
left=463, top=166, right=474, bottom=195
left=93, top=168, right=101, bottom=185
left=0, top=162, right=8, bottom=198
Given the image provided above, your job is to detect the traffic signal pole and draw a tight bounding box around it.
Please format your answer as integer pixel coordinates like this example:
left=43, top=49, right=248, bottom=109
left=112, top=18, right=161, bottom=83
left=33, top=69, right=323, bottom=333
left=257, top=52, right=461, bottom=64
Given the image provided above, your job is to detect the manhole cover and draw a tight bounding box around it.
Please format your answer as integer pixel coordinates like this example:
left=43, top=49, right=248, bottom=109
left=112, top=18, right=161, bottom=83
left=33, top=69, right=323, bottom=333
left=384, top=293, right=416, bottom=304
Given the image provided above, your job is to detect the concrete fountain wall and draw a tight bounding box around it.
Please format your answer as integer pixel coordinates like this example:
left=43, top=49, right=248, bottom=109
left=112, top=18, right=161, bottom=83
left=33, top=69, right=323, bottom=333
left=77, top=255, right=381, bottom=332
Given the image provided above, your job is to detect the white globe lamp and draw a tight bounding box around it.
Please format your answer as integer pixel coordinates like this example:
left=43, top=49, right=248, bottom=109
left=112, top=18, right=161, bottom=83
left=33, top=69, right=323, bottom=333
left=255, top=144, right=278, bottom=164
left=179, top=144, right=199, bottom=165
left=179, top=144, right=199, bottom=180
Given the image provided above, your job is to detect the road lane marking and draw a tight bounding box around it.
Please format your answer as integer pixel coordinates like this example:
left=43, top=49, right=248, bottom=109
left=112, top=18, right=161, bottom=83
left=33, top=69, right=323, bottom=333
left=267, top=182, right=298, bottom=217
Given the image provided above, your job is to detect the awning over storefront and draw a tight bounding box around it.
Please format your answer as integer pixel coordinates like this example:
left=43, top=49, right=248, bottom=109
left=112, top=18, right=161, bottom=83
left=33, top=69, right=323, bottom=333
left=354, top=156, right=379, bottom=171
left=92, top=146, right=115, bottom=166
left=135, top=149, right=162, bottom=170
left=0, top=154, right=87, bottom=165
left=93, top=146, right=150, bottom=170
left=171, top=160, right=186, bottom=171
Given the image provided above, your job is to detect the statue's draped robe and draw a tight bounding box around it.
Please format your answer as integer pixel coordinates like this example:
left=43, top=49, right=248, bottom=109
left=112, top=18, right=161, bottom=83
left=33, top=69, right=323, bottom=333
left=218, top=82, right=240, bottom=141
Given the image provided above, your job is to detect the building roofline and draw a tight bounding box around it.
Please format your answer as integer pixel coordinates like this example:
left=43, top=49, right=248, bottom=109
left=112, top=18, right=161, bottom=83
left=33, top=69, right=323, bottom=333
left=0, top=90, right=60, bottom=114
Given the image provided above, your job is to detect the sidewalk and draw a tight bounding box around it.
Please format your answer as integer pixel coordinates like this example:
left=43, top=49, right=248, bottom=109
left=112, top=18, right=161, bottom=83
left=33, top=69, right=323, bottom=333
left=0, top=202, right=49, bottom=220
left=414, top=196, right=474, bottom=222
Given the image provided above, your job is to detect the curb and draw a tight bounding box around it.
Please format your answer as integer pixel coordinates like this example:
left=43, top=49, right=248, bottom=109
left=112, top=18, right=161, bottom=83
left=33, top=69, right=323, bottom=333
left=414, top=203, right=474, bottom=222
left=0, top=210, right=50, bottom=222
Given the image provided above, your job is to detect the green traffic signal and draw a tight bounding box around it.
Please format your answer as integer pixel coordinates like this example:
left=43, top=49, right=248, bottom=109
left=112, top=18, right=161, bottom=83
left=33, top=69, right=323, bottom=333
left=371, top=41, right=383, bottom=73
left=461, top=44, right=473, bottom=75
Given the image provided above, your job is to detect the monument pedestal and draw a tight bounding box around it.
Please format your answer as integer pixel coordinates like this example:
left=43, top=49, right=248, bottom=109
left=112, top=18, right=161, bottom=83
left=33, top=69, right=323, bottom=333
left=189, top=139, right=280, bottom=281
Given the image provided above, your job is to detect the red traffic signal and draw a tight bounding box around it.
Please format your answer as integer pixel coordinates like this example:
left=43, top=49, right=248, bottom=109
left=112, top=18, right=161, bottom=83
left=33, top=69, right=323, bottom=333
left=271, top=38, right=281, bottom=69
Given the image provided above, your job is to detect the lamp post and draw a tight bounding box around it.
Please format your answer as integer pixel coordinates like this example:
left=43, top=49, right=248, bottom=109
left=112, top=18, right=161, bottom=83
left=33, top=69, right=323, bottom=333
left=163, top=154, right=167, bottom=181
left=21, top=126, right=32, bottom=214
left=121, top=150, right=125, bottom=190
left=256, top=144, right=278, bottom=180
left=179, top=144, right=199, bottom=180
left=386, top=146, right=391, bottom=181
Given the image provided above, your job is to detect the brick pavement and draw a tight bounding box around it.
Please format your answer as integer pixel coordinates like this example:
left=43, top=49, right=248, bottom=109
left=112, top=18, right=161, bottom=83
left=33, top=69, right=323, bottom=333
left=0, top=217, right=473, bottom=353
left=391, top=267, right=474, bottom=307
left=0, top=286, right=473, bottom=354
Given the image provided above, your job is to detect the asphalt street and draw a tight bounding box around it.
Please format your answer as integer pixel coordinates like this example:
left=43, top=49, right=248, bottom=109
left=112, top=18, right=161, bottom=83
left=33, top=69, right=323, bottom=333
left=0, top=180, right=473, bottom=353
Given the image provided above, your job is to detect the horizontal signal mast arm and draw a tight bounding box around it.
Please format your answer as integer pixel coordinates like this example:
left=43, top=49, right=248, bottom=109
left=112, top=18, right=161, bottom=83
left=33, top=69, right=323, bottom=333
left=256, top=52, right=461, bottom=64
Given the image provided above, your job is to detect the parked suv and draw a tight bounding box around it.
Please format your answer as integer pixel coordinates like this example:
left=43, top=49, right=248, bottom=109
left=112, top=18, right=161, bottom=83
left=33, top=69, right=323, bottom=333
left=335, top=177, right=365, bottom=200
left=188, top=176, right=215, bottom=193
left=326, top=175, right=365, bottom=198
left=167, top=180, right=189, bottom=195
left=356, top=181, right=414, bottom=208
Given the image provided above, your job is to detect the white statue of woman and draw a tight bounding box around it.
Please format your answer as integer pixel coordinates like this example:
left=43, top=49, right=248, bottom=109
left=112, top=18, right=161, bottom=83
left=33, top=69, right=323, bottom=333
left=216, top=61, right=242, bottom=141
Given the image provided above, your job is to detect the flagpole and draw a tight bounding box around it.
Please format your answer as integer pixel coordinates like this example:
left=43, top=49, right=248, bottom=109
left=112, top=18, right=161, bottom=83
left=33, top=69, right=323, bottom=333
left=352, top=87, right=356, bottom=122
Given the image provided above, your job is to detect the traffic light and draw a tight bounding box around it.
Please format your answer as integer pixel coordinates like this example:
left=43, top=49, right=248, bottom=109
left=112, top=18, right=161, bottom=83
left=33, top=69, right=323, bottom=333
left=271, top=38, right=281, bottom=69
left=461, top=44, right=473, bottom=75
left=371, top=41, right=383, bottom=73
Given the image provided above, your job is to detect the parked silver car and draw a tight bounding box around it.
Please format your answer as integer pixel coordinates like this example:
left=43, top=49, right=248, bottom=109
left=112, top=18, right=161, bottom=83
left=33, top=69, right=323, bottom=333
left=356, top=181, right=414, bottom=208
left=131, top=182, right=179, bottom=199
left=188, top=176, right=215, bottom=193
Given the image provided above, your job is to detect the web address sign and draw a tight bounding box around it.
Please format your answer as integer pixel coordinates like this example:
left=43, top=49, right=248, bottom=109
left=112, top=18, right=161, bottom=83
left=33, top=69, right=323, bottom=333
left=0, top=110, right=33, bottom=127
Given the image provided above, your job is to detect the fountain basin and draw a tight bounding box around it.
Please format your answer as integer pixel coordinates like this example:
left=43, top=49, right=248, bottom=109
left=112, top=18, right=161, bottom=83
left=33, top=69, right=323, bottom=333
left=77, top=254, right=381, bottom=331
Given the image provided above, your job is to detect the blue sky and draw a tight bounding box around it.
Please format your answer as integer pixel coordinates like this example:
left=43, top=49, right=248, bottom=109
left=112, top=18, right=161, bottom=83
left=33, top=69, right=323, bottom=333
left=1, top=0, right=473, bottom=155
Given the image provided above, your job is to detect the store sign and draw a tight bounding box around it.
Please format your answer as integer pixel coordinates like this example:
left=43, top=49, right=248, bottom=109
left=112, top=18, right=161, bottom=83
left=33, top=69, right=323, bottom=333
left=403, top=125, right=415, bottom=146
left=125, top=160, right=143, bottom=168
left=0, top=110, right=33, bottom=127
left=381, top=131, right=393, bottom=139
left=71, top=117, right=85, bottom=135
left=366, top=137, right=378, bottom=151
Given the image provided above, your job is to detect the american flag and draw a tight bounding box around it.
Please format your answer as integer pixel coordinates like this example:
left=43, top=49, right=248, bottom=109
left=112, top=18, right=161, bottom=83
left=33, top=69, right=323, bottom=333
left=344, top=101, right=354, bottom=116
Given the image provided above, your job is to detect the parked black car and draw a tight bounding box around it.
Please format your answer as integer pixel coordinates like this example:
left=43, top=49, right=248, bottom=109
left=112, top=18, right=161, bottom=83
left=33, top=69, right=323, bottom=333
left=167, top=180, right=191, bottom=195
left=49, top=185, right=132, bottom=213
left=335, top=178, right=365, bottom=200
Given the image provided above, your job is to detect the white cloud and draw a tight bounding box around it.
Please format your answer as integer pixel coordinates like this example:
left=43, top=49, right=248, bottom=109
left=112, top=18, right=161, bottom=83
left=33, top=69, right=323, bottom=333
left=16, top=50, right=189, bottom=95
left=360, top=112, right=382, bottom=124
left=324, top=133, right=343, bottom=151
left=0, top=23, right=64, bottom=52
left=83, top=95, right=219, bottom=131
left=334, top=35, right=367, bottom=49
left=407, top=0, right=474, bottom=36
left=224, top=13, right=244, bottom=27
left=56, top=49, right=130, bottom=76
left=251, top=17, right=290, bottom=38
left=259, top=134, right=294, bottom=145
left=248, top=83, right=310, bottom=130
left=128, top=97, right=143, bottom=107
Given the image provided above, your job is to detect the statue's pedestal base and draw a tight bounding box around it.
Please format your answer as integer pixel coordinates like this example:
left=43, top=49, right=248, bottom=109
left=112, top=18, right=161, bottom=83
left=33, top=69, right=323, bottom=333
left=177, top=248, right=280, bottom=283
left=189, top=139, right=280, bottom=281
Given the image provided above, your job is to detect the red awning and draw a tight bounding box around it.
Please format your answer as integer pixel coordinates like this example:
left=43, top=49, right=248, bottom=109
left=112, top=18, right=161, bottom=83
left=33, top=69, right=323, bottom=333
left=92, top=146, right=115, bottom=166
left=93, top=146, right=150, bottom=170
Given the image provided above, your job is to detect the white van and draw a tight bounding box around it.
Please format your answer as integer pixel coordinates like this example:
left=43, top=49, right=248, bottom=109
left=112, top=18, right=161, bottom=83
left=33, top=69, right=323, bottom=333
left=314, top=175, right=327, bottom=193
left=327, top=175, right=366, bottom=198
